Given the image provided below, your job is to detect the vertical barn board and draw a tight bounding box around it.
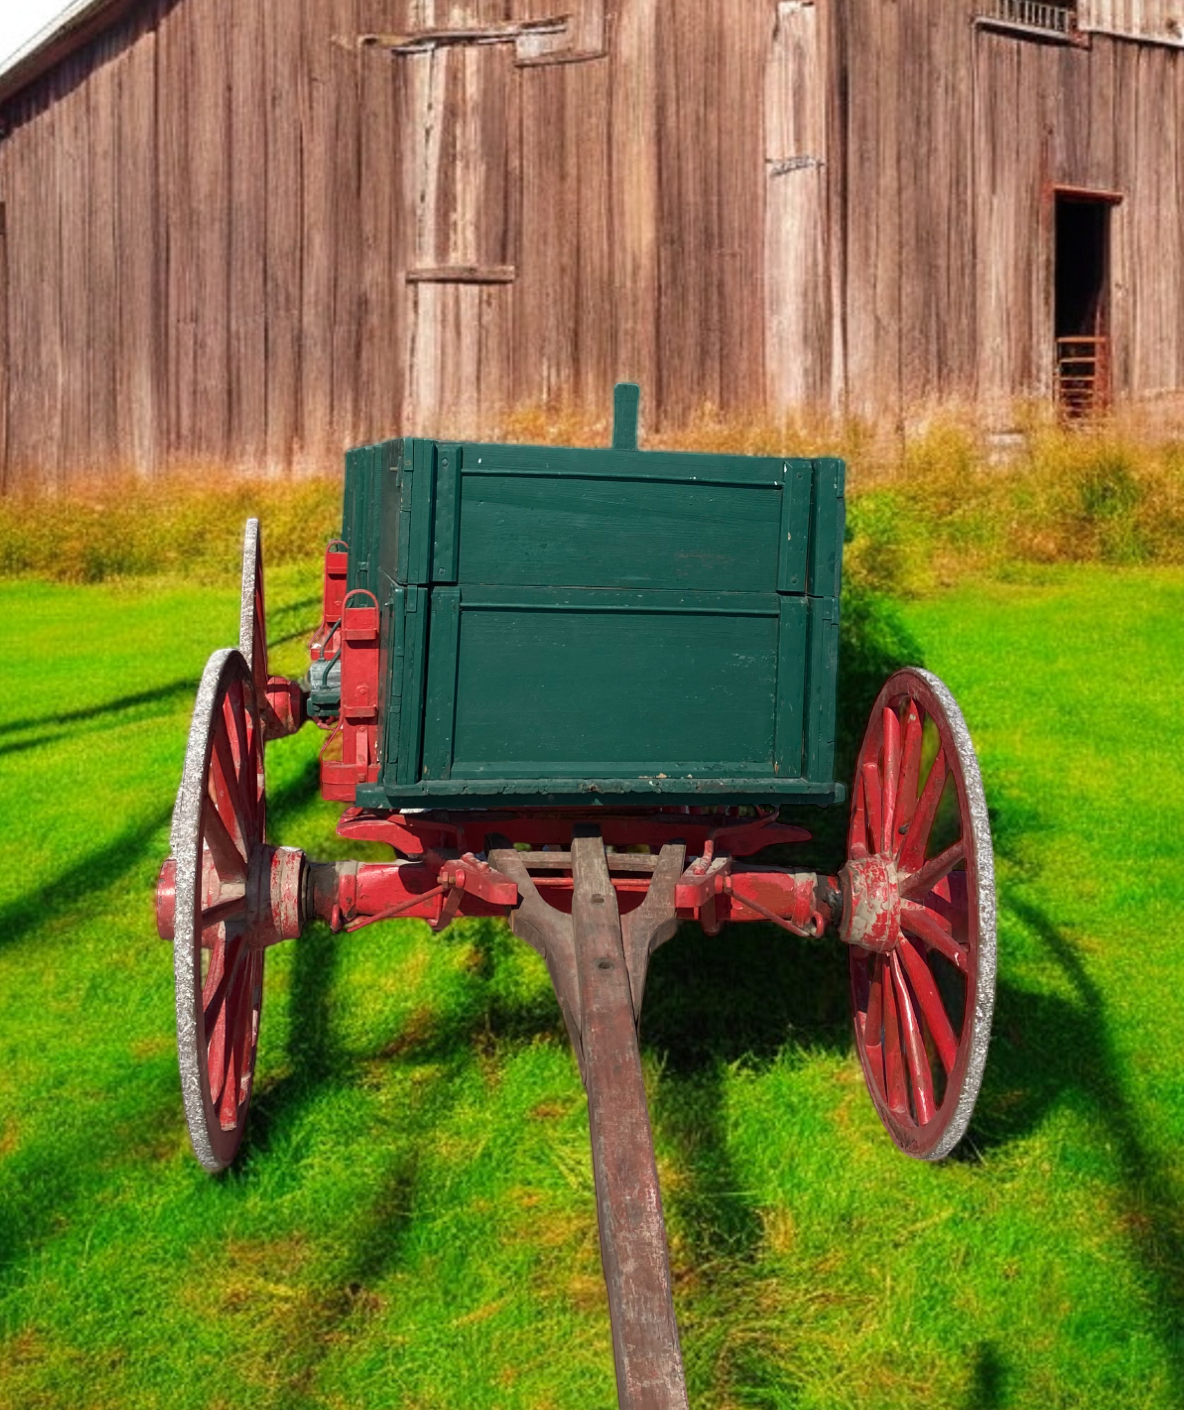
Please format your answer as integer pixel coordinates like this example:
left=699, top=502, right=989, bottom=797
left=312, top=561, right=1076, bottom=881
left=870, top=0, right=901, bottom=410
left=191, top=0, right=232, bottom=463
left=297, top=0, right=337, bottom=472
left=115, top=8, right=161, bottom=476
left=86, top=33, right=119, bottom=474
left=656, top=0, right=720, bottom=422
left=357, top=41, right=407, bottom=446
left=718, top=3, right=765, bottom=416
left=56, top=58, right=93, bottom=480
left=0, top=201, right=7, bottom=491
left=838, top=0, right=887, bottom=415
left=609, top=0, right=658, bottom=401
left=765, top=0, right=830, bottom=409
left=974, top=30, right=1024, bottom=407
left=570, top=55, right=612, bottom=411
left=518, top=61, right=576, bottom=405
left=263, top=0, right=307, bottom=471
left=228, top=0, right=268, bottom=471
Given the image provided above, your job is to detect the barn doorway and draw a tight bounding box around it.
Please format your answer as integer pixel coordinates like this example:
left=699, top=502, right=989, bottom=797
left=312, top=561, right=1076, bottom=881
left=1054, top=191, right=1115, bottom=417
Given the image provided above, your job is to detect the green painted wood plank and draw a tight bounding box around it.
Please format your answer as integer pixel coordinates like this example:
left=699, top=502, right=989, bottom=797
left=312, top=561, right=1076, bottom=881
left=395, top=440, right=415, bottom=585
left=773, top=595, right=808, bottom=779
left=394, top=584, right=430, bottom=786
left=807, top=458, right=845, bottom=599
left=380, top=587, right=407, bottom=783
left=355, top=778, right=844, bottom=809
left=612, top=382, right=640, bottom=450
left=778, top=459, right=812, bottom=593
left=456, top=585, right=779, bottom=616
left=456, top=475, right=784, bottom=593
left=407, top=438, right=437, bottom=585
left=421, top=587, right=461, bottom=781
left=803, top=594, right=840, bottom=783
left=458, top=443, right=785, bottom=486
left=431, top=443, right=462, bottom=583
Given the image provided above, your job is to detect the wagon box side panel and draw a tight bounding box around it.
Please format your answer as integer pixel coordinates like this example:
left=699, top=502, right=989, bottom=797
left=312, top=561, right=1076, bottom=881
left=453, top=444, right=792, bottom=594
left=422, top=586, right=782, bottom=782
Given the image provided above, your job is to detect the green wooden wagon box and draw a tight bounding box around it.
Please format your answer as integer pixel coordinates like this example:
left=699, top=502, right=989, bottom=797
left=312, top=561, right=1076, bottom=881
left=338, top=385, right=846, bottom=811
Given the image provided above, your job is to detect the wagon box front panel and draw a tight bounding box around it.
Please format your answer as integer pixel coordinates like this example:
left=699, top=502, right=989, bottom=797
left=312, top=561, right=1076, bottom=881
left=340, top=436, right=844, bottom=809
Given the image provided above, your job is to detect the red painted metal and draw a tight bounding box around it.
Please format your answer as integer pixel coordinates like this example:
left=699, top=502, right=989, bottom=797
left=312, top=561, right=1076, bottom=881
left=310, top=540, right=349, bottom=662
left=320, top=589, right=382, bottom=800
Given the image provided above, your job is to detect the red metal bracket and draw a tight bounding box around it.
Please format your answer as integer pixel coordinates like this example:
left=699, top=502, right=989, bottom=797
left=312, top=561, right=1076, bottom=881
left=310, top=539, right=349, bottom=661
left=321, top=588, right=381, bottom=799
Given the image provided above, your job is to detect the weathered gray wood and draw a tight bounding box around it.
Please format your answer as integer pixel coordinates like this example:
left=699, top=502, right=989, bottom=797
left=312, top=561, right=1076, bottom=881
left=2, top=0, right=1184, bottom=483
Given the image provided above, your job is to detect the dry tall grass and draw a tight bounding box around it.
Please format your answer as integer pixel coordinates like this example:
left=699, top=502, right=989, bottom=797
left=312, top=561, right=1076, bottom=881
left=3, top=404, right=1183, bottom=591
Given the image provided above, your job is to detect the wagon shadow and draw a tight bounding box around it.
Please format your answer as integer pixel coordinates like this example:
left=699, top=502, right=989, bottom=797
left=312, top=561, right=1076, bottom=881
left=0, top=676, right=200, bottom=752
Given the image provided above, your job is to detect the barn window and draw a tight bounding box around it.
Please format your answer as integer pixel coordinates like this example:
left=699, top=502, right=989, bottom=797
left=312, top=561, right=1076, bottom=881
left=976, top=1, right=1079, bottom=38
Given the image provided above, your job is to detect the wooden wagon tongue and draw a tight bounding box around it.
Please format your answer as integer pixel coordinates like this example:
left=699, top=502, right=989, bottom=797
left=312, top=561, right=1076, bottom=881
left=494, top=829, right=690, bottom=1408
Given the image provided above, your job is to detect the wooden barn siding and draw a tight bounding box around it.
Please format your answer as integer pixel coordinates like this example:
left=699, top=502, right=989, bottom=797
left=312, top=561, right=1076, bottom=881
left=3, top=0, right=1184, bottom=485
left=836, top=1, right=1184, bottom=412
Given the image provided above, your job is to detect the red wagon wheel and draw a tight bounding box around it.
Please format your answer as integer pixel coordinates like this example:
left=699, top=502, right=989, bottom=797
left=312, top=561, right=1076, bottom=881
left=171, top=648, right=268, bottom=1171
left=844, top=668, right=996, bottom=1160
left=239, top=518, right=268, bottom=713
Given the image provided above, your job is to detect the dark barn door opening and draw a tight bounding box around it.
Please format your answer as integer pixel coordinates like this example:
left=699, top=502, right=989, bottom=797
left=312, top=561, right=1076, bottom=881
left=1054, top=193, right=1112, bottom=416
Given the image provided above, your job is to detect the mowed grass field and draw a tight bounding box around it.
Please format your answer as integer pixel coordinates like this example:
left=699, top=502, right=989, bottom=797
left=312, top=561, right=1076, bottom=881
left=1, top=559, right=1182, bottom=1410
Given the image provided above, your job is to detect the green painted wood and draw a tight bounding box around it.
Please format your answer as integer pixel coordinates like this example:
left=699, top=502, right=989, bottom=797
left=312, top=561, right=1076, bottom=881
left=421, top=587, right=461, bottom=781
left=394, top=583, right=430, bottom=786
left=431, top=444, right=462, bottom=583
left=354, top=778, right=843, bottom=808
left=807, top=457, right=845, bottom=599
left=773, top=595, right=808, bottom=779
left=446, top=589, right=779, bottom=779
left=803, top=595, right=840, bottom=783
left=612, top=382, right=640, bottom=450
left=456, top=464, right=789, bottom=593
left=340, top=391, right=846, bottom=810
left=778, top=459, right=812, bottom=593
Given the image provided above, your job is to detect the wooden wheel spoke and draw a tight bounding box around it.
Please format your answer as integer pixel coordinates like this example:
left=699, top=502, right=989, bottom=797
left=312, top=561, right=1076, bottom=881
left=219, top=964, right=254, bottom=1129
left=881, top=964, right=910, bottom=1117
left=849, top=772, right=869, bottom=860
left=211, top=726, right=252, bottom=858
left=897, top=936, right=959, bottom=1075
left=900, top=840, right=966, bottom=901
left=201, top=892, right=247, bottom=929
left=898, top=747, right=948, bottom=873
left=880, top=707, right=901, bottom=854
left=862, top=760, right=883, bottom=859
left=900, top=900, right=969, bottom=974
left=202, top=793, right=249, bottom=878
left=891, top=953, right=936, bottom=1124
left=894, top=703, right=924, bottom=843
left=204, top=936, right=250, bottom=1031
left=861, top=954, right=886, bottom=1097
left=225, top=681, right=251, bottom=777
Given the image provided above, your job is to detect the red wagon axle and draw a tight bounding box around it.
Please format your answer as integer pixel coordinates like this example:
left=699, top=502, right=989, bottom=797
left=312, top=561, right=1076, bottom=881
left=158, top=497, right=994, bottom=1409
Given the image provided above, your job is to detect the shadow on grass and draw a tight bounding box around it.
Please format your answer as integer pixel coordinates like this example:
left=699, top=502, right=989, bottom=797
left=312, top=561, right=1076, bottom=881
left=0, top=677, right=200, bottom=743
left=0, top=805, right=174, bottom=954
left=961, top=888, right=1184, bottom=1400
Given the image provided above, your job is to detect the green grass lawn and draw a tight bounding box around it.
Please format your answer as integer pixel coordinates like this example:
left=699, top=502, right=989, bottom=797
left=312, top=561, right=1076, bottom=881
left=1, top=562, right=1182, bottom=1410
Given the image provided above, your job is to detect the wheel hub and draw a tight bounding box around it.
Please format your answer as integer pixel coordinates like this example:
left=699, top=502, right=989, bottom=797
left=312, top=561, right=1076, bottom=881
left=838, top=853, right=901, bottom=953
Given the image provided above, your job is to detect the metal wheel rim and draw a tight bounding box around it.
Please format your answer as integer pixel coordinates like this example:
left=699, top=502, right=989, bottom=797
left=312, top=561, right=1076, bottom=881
left=239, top=517, right=268, bottom=708
left=848, top=667, right=996, bottom=1160
left=173, top=647, right=266, bottom=1172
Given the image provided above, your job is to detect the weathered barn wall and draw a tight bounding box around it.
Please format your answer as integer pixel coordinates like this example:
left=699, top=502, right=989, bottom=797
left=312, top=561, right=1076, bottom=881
left=834, top=0, right=1184, bottom=414
left=1, top=0, right=1184, bottom=485
left=0, top=0, right=775, bottom=485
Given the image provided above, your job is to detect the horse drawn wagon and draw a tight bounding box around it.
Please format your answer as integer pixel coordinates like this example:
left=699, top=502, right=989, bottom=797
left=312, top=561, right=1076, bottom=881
left=156, top=385, right=995, bottom=1410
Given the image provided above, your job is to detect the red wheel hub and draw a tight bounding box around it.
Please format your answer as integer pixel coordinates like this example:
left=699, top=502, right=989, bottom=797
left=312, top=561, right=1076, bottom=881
left=838, top=853, right=901, bottom=953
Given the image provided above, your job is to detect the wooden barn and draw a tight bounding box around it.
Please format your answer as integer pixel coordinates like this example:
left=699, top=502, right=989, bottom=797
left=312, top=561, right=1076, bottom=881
left=0, top=0, right=1183, bottom=485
